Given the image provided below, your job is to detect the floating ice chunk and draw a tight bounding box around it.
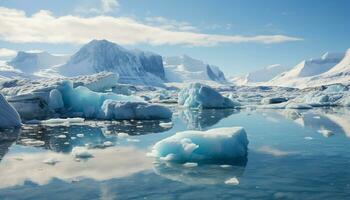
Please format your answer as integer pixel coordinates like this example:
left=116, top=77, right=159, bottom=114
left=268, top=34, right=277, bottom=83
left=261, top=97, right=288, bottom=105
left=159, top=122, right=173, bottom=128
left=318, top=129, right=334, bottom=137
left=117, top=132, right=129, bottom=138
left=48, top=89, right=64, bottom=110
left=40, top=118, right=85, bottom=125
left=76, top=133, right=84, bottom=138
left=0, top=93, right=21, bottom=128
left=304, top=136, right=313, bottom=140
left=101, top=100, right=172, bottom=120
left=43, top=158, right=60, bottom=165
left=20, top=138, right=45, bottom=146
left=150, top=127, right=249, bottom=163
left=178, top=83, right=237, bottom=109
left=183, top=162, right=198, bottom=168
left=126, top=138, right=140, bottom=143
left=224, top=177, right=239, bottom=185
left=57, top=134, right=67, bottom=138
left=72, top=147, right=93, bottom=158
left=285, top=103, right=312, bottom=109
left=103, top=141, right=114, bottom=147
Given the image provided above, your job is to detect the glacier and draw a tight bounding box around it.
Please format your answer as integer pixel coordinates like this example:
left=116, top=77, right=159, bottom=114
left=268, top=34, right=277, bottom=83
left=178, top=83, right=238, bottom=109
left=0, top=93, right=21, bottom=128
left=149, top=127, right=249, bottom=163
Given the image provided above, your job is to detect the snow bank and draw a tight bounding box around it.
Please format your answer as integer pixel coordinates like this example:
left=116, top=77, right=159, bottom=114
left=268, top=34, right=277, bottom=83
left=149, top=127, right=249, bottom=163
left=0, top=93, right=21, bottom=128
left=178, top=83, right=237, bottom=109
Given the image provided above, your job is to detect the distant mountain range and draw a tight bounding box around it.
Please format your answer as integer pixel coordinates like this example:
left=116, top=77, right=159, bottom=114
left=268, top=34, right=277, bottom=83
left=231, top=49, right=350, bottom=88
left=1, top=39, right=227, bottom=86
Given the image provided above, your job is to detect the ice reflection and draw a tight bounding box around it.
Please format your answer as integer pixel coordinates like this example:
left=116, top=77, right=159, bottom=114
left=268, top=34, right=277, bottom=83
left=280, top=108, right=350, bottom=137
left=18, top=120, right=172, bottom=153
left=153, top=161, right=246, bottom=185
left=179, top=109, right=238, bottom=130
left=0, top=146, right=152, bottom=189
left=0, top=129, right=20, bottom=161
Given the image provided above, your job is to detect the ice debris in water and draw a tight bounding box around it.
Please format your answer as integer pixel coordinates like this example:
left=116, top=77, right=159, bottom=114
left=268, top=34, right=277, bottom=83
left=57, top=135, right=67, bottom=138
left=159, top=122, right=173, bottom=128
left=40, top=117, right=85, bottom=125
left=103, top=141, right=114, bottom=147
left=0, top=93, right=21, bottom=128
left=304, top=136, right=313, bottom=140
left=43, top=158, right=60, bottom=165
left=178, top=83, right=239, bottom=109
left=117, top=132, right=129, bottom=138
left=72, top=147, right=93, bottom=159
left=224, top=177, right=239, bottom=185
left=21, top=139, right=45, bottom=147
left=183, top=162, right=198, bottom=168
left=318, top=129, right=333, bottom=137
left=149, top=127, right=249, bottom=163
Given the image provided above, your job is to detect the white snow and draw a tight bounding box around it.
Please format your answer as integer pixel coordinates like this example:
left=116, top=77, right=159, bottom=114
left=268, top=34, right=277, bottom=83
left=149, top=127, right=249, bottom=163
left=0, top=93, right=21, bottom=128
left=178, top=83, right=237, bottom=109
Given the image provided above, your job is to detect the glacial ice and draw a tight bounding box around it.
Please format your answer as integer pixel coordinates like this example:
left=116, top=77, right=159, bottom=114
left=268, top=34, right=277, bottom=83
left=100, top=100, right=172, bottom=120
left=178, top=83, right=237, bottom=109
left=149, top=127, right=249, bottom=163
left=0, top=93, right=21, bottom=128
left=48, top=89, right=64, bottom=110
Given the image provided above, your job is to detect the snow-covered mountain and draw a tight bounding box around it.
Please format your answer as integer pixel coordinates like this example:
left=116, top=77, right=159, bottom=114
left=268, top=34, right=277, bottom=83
left=7, top=51, right=69, bottom=74
left=57, top=39, right=165, bottom=86
left=163, top=55, right=226, bottom=83
left=230, top=64, right=291, bottom=85
left=268, top=52, right=345, bottom=87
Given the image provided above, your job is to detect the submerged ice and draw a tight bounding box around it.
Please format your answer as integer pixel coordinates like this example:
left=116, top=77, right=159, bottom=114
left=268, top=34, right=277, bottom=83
left=149, top=127, right=249, bottom=163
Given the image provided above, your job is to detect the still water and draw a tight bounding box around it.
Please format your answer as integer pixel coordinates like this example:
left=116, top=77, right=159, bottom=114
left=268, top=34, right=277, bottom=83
left=0, top=108, right=349, bottom=200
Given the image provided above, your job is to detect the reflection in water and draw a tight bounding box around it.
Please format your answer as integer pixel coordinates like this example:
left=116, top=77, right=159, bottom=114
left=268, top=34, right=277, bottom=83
left=0, top=146, right=152, bottom=189
left=179, top=109, right=238, bottom=130
left=0, top=129, right=20, bottom=161
left=18, top=120, right=172, bottom=153
left=281, top=108, right=350, bottom=137
left=153, top=161, right=246, bottom=185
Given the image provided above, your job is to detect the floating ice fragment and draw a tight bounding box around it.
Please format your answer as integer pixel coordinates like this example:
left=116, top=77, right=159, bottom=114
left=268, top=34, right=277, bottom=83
left=43, top=158, right=60, bottom=165
left=183, top=162, right=198, bottom=168
left=103, top=141, right=114, bottom=147
left=41, top=118, right=85, bottom=125
left=318, top=129, right=334, bottom=137
left=304, top=136, right=313, bottom=140
left=117, top=132, right=129, bottom=138
left=77, top=133, right=84, bottom=138
left=150, top=127, right=249, bottom=163
left=72, top=147, right=93, bottom=159
left=159, top=122, right=173, bottom=128
left=225, top=177, right=239, bottom=185
left=57, top=135, right=67, bottom=139
left=21, top=139, right=45, bottom=146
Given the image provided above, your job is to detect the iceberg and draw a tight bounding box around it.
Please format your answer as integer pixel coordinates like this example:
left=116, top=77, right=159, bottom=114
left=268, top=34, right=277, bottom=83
left=100, top=100, right=172, bottom=120
left=149, top=127, right=249, bottom=163
left=0, top=93, right=21, bottom=128
left=178, top=83, right=237, bottom=109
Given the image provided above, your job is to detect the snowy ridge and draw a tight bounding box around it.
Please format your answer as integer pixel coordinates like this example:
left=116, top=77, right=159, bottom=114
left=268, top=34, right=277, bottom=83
left=163, top=55, right=226, bottom=83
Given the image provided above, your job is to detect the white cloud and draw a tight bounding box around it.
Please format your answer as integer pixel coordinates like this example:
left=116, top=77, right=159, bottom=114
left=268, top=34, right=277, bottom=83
left=0, top=7, right=303, bottom=46
left=101, top=0, right=119, bottom=13
left=145, top=16, right=198, bottom=32
left=0, top=48, right=17, bottom=58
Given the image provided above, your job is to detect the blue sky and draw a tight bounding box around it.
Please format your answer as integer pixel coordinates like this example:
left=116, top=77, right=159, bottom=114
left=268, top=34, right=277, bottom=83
left=0, top=0, right=349, bottom=76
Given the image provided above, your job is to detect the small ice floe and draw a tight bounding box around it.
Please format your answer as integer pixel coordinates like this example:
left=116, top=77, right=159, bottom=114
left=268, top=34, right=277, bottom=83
left=103, top=141, right=114, bottom=147
left=126, top=138, right=140, bottom=143
left=304, top=136, right=313, bottom=140
left=21, top=138, right=45, bottom=147
left=40, top=118, right=85, bottom=125
left=286, top=103, right=312, bottom=109
left=71, top=136, right=77, bottom=140
left=149, top=127, right=249, bottom=163
left=43, top=157, right=60, bottom=165
left=72, top=147, right=93, bottom=159
left=183, top=162, right=198, bottom=168
left=117, top=132, right=129, bottom=138
left=224, top=177, right=239, bottom=185
left=159, top=122, right=173, bottom=128
left=318, top=129, right=334, bottom=137
left=57, top=134, right=67, bottom=138
left=313, top=116, right=321, bottom=119
left=220, top=165, right=232, bottom=168
left=76, top=133, right=84, bottom=138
